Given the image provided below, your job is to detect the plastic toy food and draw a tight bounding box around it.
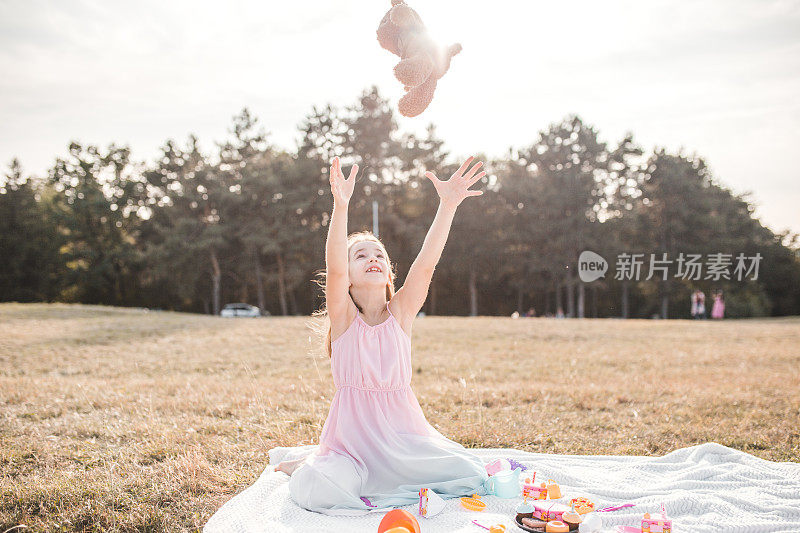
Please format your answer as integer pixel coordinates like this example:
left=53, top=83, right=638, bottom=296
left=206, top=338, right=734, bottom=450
left=418, top=488, right=445, bottom=517
left=460, top=493, right=487, bottom=511
left=642, top=505, right=672, bottom=533
left=545, top=521, right=570, bottom=533
left=521, top=517, right=548, bottom=530
left=516, top=501, right=534, bottom=521
left=562, top=507, right=583, bottom=528
left=531, top=501, right=571, bottom=522
left=377, top=509, right=421, bottom=533
left=522, top=476, right=548, bottom=500
left=546, top=479, right=562, bottom=499
left=569, top=497, right=595, bottom=514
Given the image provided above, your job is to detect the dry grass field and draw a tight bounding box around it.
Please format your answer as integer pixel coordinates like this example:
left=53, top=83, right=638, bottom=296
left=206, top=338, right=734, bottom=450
left=1, top=303, right=799, bottom=531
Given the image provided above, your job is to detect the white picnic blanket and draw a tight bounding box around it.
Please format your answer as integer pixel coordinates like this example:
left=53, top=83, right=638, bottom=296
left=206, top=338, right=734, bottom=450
left=204, top=442, right=800, bottom=533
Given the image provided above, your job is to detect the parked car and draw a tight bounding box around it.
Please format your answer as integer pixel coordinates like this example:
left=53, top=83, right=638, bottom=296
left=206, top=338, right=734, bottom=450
left=220, top=303, right=262, bottom=317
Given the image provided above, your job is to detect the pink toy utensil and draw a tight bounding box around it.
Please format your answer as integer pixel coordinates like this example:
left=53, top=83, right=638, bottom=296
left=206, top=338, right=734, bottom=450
left=598, top=503, right=636, bottom=512
left=472, top=521, right=506, bottom=533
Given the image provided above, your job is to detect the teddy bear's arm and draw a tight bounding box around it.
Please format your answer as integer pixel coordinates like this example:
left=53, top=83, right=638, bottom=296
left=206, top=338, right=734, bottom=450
left=394, top=55, right=433, bottom=88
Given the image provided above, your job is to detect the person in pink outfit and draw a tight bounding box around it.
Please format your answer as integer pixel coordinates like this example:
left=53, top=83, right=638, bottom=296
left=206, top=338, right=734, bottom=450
left=711, top=290, right=725, bottom=319
left=272, top=155, right=491, bottom=515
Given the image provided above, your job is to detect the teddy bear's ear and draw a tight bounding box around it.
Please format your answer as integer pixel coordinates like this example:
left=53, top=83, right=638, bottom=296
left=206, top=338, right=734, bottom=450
left=377, top=12, right=402, bottom=55
left=390, top=4, right=423, bottom=29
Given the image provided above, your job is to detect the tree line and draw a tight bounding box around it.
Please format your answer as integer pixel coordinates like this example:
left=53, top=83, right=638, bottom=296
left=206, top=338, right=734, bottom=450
left=2, top=87, right=799, bottom=318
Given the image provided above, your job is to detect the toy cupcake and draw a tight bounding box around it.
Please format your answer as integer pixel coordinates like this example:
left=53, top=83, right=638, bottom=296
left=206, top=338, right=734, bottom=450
left=515, top=500, right=534, bottom=522
left=562, top=507, right=582, bottom=530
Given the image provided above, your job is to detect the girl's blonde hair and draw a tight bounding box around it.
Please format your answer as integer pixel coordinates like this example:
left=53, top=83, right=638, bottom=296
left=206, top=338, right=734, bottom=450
left=311, top=231, right=397, bottom=358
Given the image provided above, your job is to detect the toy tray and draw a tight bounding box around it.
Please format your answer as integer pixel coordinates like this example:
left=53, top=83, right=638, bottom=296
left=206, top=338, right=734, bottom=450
left=514, top=515, right=579, bottom=532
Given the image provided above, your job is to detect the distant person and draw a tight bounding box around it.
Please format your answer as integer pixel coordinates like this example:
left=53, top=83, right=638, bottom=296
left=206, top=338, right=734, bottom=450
left=271, top=155, right=490, bottom=514
left=712, top=290, right=725, bottom=319
left=691, top=289, right=706, bottom=319
left=556, top=306, right=565, bottom=319
left=524, top=307, right=536, bottom=317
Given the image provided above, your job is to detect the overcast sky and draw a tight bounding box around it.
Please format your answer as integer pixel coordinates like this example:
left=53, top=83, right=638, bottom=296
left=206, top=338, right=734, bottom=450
left=1, top=0, right=798, bottom=235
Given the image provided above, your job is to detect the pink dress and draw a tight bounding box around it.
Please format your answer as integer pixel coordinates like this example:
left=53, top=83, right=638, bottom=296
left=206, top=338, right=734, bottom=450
left=286, top=303, right=489, bottom=515
left=712, top=295, right=725, bottom=319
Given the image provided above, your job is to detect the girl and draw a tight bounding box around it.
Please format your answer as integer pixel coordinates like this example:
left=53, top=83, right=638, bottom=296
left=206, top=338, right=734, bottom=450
left=272, top=155, right=490, bottom=515
left=711, top=290, right=725, bottom=319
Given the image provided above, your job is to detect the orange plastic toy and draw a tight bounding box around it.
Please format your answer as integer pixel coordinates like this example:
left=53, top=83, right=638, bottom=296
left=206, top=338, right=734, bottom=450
left=377, top=509, right=421, bottom=533
left=545, top=520, right=570, bottom=533
left=546, top=479, right=562, bottom=499
left=460, top=493, right=487, bottom=511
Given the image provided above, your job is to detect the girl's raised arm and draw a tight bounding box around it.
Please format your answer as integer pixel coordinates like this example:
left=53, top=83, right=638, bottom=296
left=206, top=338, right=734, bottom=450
left=393, top=156, right=486, bottom=324
left=325, top=157, right=358, bottom=322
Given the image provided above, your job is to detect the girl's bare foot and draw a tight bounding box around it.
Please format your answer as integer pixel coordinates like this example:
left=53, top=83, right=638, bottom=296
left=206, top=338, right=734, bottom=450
left=273, top=456, right=306, bottom=476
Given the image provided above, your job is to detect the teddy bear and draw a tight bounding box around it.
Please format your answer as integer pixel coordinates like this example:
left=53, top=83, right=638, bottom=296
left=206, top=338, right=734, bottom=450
left=376, top=0, right=462, bottom=117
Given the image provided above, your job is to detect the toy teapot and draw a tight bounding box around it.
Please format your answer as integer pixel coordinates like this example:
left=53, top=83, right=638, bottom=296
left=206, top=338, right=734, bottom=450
left=486, top=467, right=522, bottom=498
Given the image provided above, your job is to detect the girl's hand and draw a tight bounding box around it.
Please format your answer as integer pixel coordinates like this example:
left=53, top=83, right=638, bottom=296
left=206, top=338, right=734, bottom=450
left=425, top=156, right=486, bottom=210
left=330, top=156, right=358, bottom=206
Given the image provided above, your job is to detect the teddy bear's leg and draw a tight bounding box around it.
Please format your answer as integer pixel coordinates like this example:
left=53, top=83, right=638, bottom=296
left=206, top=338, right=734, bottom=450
left=394, top=54, right=433, bottom=88
left=398, top=77, right=438, bottom=117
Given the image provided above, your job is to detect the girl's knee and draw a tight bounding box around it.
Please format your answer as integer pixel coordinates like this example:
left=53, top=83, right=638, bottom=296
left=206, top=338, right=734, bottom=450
left=288, top=459, right=363, bottom=511
left=288, top=464, right=315, bottom=509
left=288, top=463, right=336, bottom=510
